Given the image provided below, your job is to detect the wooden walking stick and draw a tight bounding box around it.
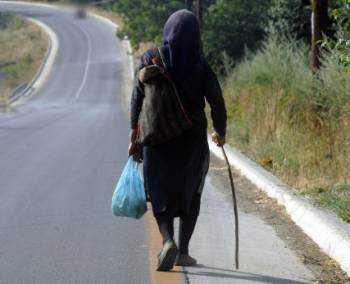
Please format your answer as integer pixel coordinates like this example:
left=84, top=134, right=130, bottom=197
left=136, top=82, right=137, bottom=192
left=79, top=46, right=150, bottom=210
left=221, top=146, right=239, bottom=269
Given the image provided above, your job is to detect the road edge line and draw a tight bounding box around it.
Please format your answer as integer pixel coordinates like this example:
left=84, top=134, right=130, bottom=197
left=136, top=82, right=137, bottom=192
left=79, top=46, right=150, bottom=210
left=208, top=137, right=350, bottom=276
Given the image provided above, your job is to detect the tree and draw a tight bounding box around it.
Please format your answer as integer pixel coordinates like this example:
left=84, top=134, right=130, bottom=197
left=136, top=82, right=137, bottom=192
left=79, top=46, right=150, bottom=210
left=197, top=0, right=203, bottom=28
left=325, top=0, right=350, bottom=71
left=311, top=0, right=330, bottom=69
left=112, top=0, right=183, bottom=47
left=185, top=0, right=193, bottom=10
left=202, top=0, right=271, bottom=72
left=268, top=0, right=311, bottom=43
left=111, top=0, right=272, bottom=73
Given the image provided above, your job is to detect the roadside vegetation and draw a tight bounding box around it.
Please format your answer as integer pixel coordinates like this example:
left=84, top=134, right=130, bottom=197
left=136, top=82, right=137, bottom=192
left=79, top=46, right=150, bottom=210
left=221, top=2, right=350, bottom=222
left=224, top=34, right=350, bottom=222
left=0, top=12, right=48, bottom=105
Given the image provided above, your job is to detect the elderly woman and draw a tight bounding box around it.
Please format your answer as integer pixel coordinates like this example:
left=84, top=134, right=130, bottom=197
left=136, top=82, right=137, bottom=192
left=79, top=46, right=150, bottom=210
left=129, top=9, right=227, bottom=271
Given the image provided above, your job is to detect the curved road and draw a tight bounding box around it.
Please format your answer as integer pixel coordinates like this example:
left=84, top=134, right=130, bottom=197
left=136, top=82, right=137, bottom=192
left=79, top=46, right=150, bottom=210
left=0, top=3, right=322, bottom=284
left=0, top=2, right=149, bottom=283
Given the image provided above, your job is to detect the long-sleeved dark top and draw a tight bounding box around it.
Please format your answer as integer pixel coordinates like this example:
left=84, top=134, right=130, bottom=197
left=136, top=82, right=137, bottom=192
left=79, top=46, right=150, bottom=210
left=130, top=48, right=227, bottom=137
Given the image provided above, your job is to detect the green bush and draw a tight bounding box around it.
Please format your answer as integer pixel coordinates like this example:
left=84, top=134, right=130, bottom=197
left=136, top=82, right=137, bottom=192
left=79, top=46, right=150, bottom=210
left=3, top=54, right=33, bottom=85
left=267, top=0, right=311, bottom=42
left=109, top=0, right=272, bottom=73
left=325, top=0, right=350, bottom=72
left=112, top=0, right=183, bottom=47
left=302, top=185, right=350, bottom=223
left=202, top=0, right=271, bottom=72
left=224, top=34, right=350, bottom=190
left=0, top=12, right=23, bottom=30
left=223, top=34, right=350, bottom=221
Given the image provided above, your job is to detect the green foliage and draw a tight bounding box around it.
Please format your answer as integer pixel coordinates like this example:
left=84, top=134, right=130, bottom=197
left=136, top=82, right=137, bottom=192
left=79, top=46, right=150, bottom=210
left=202, top=0, right=271, bottom=72
left=111, top=0, right=183, bottom=47
left=108, top=0, right=272, bottom=73
left=0, top=12, right=24, bottom=30
left=0, top=12, right=13, bottom=29
left=3, top=54, right=33, bottom=83
left=326, top=0, right=350, bottom=71
left=267, top=0, right=311, bottom=42
left=302, top=185, right=350, bottom=223
left=224, top=35, right=350, bottom=194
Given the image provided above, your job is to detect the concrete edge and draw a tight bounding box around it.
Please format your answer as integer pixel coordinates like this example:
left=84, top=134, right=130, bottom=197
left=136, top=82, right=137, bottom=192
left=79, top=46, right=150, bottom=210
left=208, top=137, right=350, bottom=276
left=0, top=1, right=59, bottom=106
left=28, top=18, right=58, bottom=95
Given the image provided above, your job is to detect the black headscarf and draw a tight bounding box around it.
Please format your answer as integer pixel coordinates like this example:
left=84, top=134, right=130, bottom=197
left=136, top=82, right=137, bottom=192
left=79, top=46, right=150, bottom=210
left=162, top=9, right=201, bottom=81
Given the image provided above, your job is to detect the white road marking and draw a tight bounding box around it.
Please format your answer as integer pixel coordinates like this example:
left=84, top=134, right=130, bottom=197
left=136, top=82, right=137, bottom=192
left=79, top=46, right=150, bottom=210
left=72, top=22, right=93, bottom=101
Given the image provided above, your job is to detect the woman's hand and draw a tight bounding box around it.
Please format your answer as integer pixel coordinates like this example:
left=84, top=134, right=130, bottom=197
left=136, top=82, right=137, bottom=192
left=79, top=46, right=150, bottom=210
left=128, top=141, right=139, bottom=156
left=211, top=131, right=225, bottom=147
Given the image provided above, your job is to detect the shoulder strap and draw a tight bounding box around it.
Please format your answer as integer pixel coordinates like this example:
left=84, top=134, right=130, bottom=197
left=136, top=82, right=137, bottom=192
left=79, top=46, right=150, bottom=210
left=156, top=48, right=192, bottom=125
left=153, top=47, right=172, bottom=81
left=157, top=48, right=168, bottom=71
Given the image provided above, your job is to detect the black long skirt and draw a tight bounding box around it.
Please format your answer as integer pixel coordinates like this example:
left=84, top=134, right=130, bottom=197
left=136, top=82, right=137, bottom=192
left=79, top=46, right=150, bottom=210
left=143, top=126, right=209, bottom=217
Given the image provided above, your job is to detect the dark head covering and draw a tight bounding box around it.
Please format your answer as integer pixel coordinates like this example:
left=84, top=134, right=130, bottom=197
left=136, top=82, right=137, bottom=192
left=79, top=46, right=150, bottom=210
left=162, top=9, right=201, bottom=81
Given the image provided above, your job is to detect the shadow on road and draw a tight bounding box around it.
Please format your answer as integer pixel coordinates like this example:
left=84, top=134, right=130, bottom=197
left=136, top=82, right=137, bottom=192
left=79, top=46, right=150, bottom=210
left=173, top=264, right=311, bottom=284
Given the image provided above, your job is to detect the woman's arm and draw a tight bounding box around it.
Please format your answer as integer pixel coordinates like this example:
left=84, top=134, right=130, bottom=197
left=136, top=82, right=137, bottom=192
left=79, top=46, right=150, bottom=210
left=130, top=50, right=156, bottom=130
left=130, top=77, right=145, bottom=130
left=129, top=51, right=154, bottom=155
left=129, top=70, right=144, bottom=155
left=203, top=61, right=227, bottom=146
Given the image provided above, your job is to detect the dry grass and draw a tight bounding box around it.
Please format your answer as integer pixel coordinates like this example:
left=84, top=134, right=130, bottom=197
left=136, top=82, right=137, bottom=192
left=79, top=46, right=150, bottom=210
left=223, top=35, right=350, bottom=222
left=0, top=13, right=48, bottom=105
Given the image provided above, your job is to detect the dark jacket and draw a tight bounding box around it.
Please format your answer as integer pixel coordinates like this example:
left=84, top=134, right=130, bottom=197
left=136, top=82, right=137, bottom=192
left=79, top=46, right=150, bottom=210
left=130, top=48, right=227, bottom=137
left=129, top=9, right=227, bottom=217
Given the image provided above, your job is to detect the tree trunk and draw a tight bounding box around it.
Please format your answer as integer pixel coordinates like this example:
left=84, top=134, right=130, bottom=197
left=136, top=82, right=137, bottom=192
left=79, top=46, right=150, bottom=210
left=311, top=0, right=329, bottom=70
left=185, top=0, right=193, bottom=11
left=197, top=0, right=203, bottom=29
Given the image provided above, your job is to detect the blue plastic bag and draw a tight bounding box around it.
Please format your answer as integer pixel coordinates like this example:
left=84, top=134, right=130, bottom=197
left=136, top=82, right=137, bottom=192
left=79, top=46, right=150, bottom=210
left=111, top=157, right=147, bottom=219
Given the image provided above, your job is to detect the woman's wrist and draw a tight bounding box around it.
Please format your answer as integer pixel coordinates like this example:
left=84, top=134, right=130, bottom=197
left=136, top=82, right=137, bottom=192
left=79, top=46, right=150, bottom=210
left=211, top=130, right=226, bottom=147
left=130, top=128, right=139, bottom=143
left=214, top=128, right=225, bottom=139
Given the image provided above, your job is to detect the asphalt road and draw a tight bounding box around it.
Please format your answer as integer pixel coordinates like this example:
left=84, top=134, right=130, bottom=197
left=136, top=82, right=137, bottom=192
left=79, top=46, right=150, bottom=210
left=0, top=3, right=319, bottom=284
left=0, top=3, right=149, bottom=283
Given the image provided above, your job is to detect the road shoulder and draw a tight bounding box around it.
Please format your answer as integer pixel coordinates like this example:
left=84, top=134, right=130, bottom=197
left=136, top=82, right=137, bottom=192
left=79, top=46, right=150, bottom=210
left=186, top=154, right=349, bottom=283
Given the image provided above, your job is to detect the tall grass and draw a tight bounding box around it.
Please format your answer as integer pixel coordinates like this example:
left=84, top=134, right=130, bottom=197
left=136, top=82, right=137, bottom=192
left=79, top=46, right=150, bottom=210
left=224, top=34, right=350, bottom=192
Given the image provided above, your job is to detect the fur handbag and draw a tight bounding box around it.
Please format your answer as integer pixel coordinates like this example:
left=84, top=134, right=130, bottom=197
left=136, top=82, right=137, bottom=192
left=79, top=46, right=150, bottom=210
left=137, top=48, right=192, bottom=146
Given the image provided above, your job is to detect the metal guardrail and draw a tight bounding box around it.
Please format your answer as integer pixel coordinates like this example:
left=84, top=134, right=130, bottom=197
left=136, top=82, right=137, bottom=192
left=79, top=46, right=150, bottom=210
left=9, top=82, right=28, bottom=102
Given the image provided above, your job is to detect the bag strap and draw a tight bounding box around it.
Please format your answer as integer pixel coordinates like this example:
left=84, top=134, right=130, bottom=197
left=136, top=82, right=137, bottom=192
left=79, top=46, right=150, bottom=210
left=156, top=48, right=192, bottom=126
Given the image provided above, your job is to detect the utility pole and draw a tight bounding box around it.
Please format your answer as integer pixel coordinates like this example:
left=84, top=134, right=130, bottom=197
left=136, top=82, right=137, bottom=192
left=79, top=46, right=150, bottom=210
left=185, top=0, right=193, bottom=11
left=197, top=0, right=203, bottom=29
left=311, top=0, right=329, bottom=70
